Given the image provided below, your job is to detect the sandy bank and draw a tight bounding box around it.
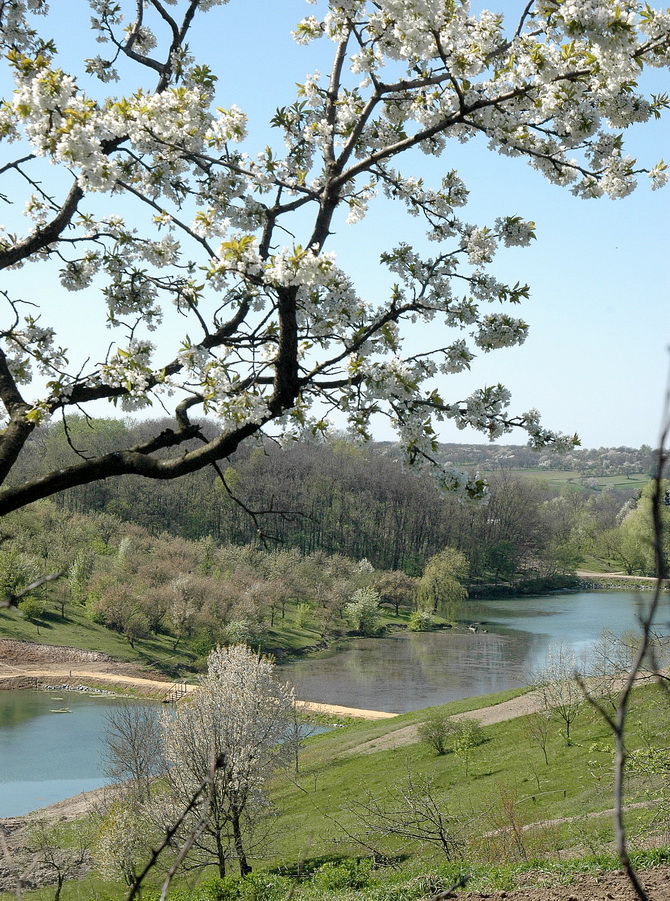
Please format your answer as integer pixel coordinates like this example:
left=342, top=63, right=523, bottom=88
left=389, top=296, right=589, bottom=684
left=0, top=642, right=398, bottom=716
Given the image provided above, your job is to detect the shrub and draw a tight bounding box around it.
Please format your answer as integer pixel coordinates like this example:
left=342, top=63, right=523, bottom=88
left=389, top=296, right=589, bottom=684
left=408, top=610, right=434, bottom=631
left=418, top=715, right=454, bottom=755
left=18, top=596, right=46, bottom=622
left=194, top=872, right=291, bottom=900
left=452, top=718, right=485, bottom=776
left=295, top=602, right=311, bottom=629
left=313, top=857, right=373, bottom=891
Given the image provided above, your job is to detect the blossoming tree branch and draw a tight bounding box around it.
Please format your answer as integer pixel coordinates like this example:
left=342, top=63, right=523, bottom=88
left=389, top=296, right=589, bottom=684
left=0, top=0, right=668, bottom=515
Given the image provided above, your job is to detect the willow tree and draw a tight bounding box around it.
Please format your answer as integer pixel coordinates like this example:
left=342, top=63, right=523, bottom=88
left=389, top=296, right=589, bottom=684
left=417, top=546, right=468, bottom=616
left=0, top=0, right=668, bottom=514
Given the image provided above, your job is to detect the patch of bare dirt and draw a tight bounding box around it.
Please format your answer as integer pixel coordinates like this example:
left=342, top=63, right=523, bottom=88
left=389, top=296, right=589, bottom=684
left=454, top=866, right=670, bottom=900
left=295, top=699, right=397, bottom=720
left=0, top=639, right=182, bottom=697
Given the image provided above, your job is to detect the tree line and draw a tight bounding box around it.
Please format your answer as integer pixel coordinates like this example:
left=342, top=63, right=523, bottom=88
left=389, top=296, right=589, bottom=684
left=8, top=418, right=657, bottom=585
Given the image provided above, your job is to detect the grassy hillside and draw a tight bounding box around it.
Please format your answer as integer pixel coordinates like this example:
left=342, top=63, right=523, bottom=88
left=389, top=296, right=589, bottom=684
left=0, top=588, right=439, bottom=678
left=268, top=686, right=660, bottom=870
left=3, top=682, right=668, bottom=900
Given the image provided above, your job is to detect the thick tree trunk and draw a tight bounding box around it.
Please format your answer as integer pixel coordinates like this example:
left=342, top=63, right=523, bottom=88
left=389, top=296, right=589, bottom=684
left=231, top=812, right=251, bottom=876
left=215, top=832, right=227, bottom=879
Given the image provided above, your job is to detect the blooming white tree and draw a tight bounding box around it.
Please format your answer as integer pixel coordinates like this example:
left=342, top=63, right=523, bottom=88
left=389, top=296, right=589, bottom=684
left=0, top=0, right=668, bottom=513
left=532, top=644, right=585, bottom=742
left=161, top=644, right=295, bottom=877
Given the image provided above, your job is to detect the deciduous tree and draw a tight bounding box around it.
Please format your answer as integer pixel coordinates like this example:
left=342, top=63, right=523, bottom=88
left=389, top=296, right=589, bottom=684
left=104, top=701, right=164, bottom=804
left=418, top=714, right=454, bottom=756
left=532, top=645, right=584, bottom=743
left=3, top=0, right=666, bottom=514
left=417, top=547, right=468, bottom=616
left=343, top=586, right=381, bottom=635
left=25, top=817, right=92, bottom=901
left=161, top=644, right=295, bottom=877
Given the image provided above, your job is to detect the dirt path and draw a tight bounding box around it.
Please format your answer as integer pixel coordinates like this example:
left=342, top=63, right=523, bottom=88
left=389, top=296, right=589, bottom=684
left=577, top=569, right=660, bottom=583
left=346, top=690, right=544, bottom=755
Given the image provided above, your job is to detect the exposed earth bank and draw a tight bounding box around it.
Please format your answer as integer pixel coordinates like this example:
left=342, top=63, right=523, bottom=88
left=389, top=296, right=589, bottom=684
left=457, top=868, right=670, bottom=900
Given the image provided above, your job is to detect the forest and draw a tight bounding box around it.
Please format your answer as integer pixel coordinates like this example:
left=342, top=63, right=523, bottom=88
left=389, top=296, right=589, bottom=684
left=1, top=419, right=664, bottom=671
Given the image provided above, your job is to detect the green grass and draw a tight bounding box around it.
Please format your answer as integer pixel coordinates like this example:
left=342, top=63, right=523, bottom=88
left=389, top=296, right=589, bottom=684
left=266, top=682, right=667, bottom=870
left=3, top=683, right=669, bottom=901
left=479, top=469, right=648, bottom=493
left=0, top=601, right=200, bottom=677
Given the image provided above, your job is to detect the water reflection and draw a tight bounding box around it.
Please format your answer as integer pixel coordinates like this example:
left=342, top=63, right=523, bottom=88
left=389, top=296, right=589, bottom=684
left=280, top=590, right=668, bottom=713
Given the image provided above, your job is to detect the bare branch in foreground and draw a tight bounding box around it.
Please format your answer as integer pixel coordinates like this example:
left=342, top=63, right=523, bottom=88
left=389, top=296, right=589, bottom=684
left=0, top=571, right=64, bottom=609
left=578, top=368, right=670, bottom=901
left=125, top=752, right=219, bottom=901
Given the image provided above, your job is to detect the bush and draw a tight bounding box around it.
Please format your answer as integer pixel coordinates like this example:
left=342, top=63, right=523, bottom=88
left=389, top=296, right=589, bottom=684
left=452, top=718, right=485, bottom=776
left=452, top=719, right=484, bottom=747
left=18, top=595, right=46, bottom=622
left=408, top=610, right=434, bottom=631
left=192, top=872, right=291, bottom=900
left=418, top=715, right=454, bottom=755
left=313, top=857, right=373, bottom=891
left=295, top=602, right=311, bottom=629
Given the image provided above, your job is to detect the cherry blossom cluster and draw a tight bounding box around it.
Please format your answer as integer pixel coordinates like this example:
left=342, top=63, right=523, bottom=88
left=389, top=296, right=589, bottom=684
left=0, top=0, right=667, bottom=508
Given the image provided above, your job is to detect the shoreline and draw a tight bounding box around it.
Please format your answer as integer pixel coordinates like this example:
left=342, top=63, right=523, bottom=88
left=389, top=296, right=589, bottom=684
left=0, top=639, right=400, bottom=716
left=0, top=670, right=398, bottom=719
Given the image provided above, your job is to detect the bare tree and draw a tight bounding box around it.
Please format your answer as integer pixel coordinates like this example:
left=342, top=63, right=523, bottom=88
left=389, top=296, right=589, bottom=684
left=531, top=644, right=584, bottom=743
left=24, top=818, right=92, bottom=901
left=522, top=709, right=552, bottom=767
left=104, top=702, right=164, bottom=804
left=348, top=772, right=466, bottom=864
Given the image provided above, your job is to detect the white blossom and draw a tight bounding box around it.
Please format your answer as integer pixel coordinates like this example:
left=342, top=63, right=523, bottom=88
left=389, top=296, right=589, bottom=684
left=2, top=0, right=667, bottom=507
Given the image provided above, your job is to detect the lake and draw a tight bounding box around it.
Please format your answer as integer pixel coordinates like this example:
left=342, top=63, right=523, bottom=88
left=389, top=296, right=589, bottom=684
left=0, top=689, right=137, bottom=817
left=1, top=589, right=666, bottom=816
left=279, top=589, right=669, bottom=713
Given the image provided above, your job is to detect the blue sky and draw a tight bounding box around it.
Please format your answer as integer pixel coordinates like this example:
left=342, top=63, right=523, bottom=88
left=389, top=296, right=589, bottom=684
left=3, top=0, right=669, bottom=450
left=199, top=0, right=670, bottom=450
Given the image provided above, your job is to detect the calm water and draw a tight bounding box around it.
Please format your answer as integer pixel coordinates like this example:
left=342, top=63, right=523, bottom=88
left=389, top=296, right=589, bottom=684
left=279, top=590, right=670, bottom=713
left=2, top=590, right=666, bottom=816
left=0, top=690, right=139, bottom=817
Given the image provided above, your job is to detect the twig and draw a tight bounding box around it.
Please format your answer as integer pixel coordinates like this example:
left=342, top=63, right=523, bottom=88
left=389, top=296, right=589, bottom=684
left=0, top=571, right=64, bottom=609
left=430, top=876, right=469, bottom=899
left=578, top=361, right=670, bottom=901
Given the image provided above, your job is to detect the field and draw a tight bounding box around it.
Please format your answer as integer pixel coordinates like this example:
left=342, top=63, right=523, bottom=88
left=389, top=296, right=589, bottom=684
left=477, top=469, right=649, bottom=493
